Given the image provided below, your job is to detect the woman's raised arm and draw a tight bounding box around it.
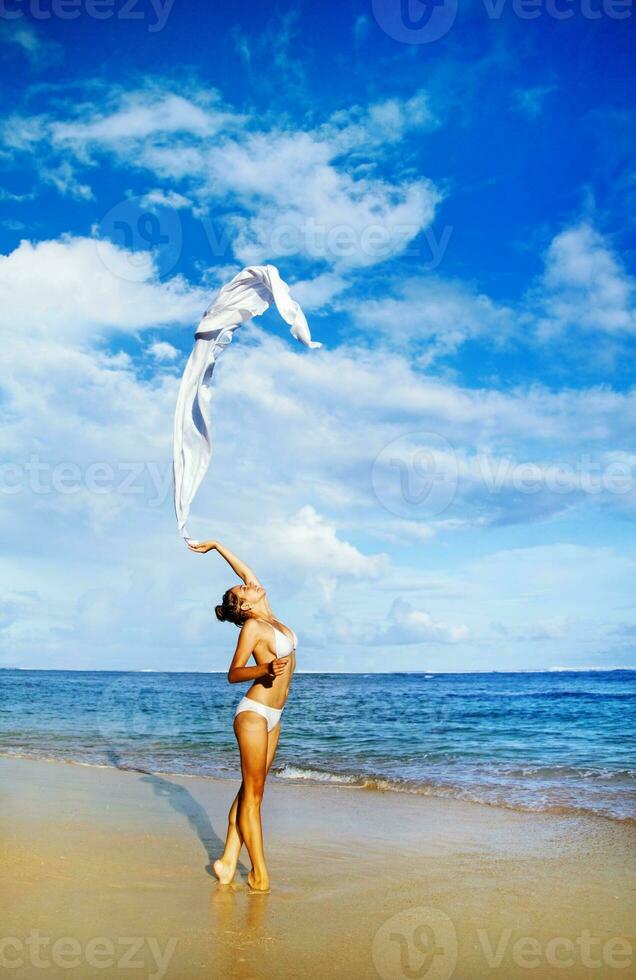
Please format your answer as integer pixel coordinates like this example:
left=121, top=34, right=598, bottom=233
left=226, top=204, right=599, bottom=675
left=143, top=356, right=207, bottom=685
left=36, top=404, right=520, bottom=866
left=187, top=539, right=262, bottom=586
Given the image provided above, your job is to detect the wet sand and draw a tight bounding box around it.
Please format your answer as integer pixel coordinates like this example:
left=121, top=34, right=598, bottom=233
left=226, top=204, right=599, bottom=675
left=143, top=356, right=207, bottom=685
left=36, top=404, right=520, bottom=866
left=1, top=756, right=634, bottom=979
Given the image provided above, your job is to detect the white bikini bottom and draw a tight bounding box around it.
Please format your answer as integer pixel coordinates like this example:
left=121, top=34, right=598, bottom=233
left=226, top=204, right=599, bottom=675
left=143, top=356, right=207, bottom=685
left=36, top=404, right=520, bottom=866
left=234, top=695, right=283, bottom=733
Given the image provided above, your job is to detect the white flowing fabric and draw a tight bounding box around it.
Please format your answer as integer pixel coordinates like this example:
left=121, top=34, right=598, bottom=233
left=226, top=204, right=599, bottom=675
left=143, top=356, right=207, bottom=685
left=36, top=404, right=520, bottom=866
left=173, top=265, right=322, bottom=543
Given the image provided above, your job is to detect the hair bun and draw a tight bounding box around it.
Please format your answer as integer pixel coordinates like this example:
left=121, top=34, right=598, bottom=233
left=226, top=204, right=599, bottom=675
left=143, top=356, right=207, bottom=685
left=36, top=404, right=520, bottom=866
left=214, top=604, right=226, bottom=622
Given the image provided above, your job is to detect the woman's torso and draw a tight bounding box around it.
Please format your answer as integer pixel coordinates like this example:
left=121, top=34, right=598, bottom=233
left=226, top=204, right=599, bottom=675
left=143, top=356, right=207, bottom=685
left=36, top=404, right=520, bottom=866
left=245, top=619, right=297, bottom=710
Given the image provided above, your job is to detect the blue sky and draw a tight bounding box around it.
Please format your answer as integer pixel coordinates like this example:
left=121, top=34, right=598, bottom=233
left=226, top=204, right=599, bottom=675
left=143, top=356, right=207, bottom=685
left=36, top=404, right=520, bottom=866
left=0, top=0, right=635, bottom=671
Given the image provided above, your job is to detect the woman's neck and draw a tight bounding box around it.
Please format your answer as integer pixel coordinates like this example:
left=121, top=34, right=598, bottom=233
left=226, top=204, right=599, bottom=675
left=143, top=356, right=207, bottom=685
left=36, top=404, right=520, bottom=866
left=251, top=596, right=274, bottom=620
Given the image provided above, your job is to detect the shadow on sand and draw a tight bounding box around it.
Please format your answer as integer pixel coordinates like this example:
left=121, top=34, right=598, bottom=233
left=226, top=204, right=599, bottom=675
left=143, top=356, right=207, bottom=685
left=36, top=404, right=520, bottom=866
left=106, top=748, right=249, bottom=879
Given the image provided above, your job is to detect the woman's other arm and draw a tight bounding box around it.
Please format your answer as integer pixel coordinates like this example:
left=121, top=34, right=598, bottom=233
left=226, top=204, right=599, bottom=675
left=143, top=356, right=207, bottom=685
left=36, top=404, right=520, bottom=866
left=227, top=620, right=289, bottom=684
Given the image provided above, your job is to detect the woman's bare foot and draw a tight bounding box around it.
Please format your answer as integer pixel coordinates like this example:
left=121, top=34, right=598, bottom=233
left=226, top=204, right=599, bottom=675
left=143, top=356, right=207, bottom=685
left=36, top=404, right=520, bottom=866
left=247, top=868, right=270, bottom=893
left=213, top=857, right=236, bottom=885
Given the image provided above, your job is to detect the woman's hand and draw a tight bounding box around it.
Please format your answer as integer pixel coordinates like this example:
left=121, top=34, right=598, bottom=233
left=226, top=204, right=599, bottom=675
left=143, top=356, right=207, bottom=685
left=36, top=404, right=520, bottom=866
left=267, top=657, right=289, bottom=677
left=187, top=540, right=217, bottom=554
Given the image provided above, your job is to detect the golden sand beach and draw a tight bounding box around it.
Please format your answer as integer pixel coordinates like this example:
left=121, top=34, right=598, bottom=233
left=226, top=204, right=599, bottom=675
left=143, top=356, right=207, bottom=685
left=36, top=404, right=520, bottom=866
left=1, top=756, right=634, bottom=979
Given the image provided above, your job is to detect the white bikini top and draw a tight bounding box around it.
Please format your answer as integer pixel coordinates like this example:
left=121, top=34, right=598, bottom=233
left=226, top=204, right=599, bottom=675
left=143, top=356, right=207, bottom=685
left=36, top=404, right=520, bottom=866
left=260, top=621, right=297, bottom=658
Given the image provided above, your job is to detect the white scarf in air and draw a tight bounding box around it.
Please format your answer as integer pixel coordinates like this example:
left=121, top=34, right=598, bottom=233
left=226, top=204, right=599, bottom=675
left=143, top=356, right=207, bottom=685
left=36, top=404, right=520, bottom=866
left=173, top=265, right=322, bottom=543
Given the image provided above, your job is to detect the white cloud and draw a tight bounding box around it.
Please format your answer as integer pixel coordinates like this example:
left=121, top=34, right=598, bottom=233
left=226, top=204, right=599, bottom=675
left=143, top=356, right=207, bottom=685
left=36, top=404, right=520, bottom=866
left=148, top=340, right=179, bottom=362
left=349, top=275, right=513, bottom=360
left=178, top=327, right=636, bottom=553
left=347, top=221, right=636, bottom=364
left=0, top=233, right=634, bottom=669
left=533, top=223, right=636, bottom=338
left=51, top=90, right=241, bottom=146
left=375, top=598, right=469, bottom=644
left=205, top=129, right=439, bottom=268
left=492, top=615, right=574, bottom=641
left=288, top=272, right=348, bottom=310
left=323, top=90, right=438, bottom=151
left=2, top=83, right=442, bottom=269
left=0, top=236, right=390, bottom=665
left=139, top=189, right=193, bottom=210
left=0, top=236, right=207, bottom=343
left=353, top=14, right=370, bottom=44
left=0, top=22, right=63, bottom=70
left=320, top=596, right=468, bottom=646
left=257, top=505, right=386, bottom=601
left=0, top=228, right=620, bottom=541
left=2, top=113, right=48, bottom=151
left=43, top=161, right=94, bottom=201
left=511, top=85, right=556, bottom=118
left=461, top=543, right=636, bottom=607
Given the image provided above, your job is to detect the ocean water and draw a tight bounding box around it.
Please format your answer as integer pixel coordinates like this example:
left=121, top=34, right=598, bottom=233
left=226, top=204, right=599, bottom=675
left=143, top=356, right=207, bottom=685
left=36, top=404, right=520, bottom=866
left=1, top=669, right=635, bottom=823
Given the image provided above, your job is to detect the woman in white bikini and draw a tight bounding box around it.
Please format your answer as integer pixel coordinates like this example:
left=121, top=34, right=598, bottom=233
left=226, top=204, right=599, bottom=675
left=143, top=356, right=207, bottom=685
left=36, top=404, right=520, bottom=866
left=188, top=538, right=297, bottom=893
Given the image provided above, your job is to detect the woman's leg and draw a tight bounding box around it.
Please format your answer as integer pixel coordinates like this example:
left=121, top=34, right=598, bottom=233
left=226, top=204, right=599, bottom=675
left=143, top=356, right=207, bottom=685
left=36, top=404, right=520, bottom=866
left=234, top=711, right=270, bottom=891
left=214, top=718, right=281, bottom=886
left=265, top=721, right=281, bottom=774
left=213, top=786, right=244, bottom=884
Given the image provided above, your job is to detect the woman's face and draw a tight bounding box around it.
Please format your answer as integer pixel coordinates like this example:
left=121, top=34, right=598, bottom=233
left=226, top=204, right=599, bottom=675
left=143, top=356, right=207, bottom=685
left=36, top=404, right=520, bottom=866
left=231, top=582, right=265, bottom=609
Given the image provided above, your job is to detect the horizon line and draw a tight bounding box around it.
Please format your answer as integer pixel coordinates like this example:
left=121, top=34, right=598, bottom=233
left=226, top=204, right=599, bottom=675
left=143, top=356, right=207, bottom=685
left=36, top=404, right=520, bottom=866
left=1, top=667, right=634, bottom=675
